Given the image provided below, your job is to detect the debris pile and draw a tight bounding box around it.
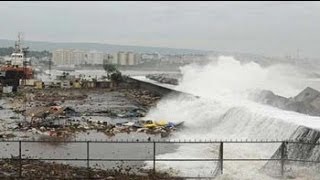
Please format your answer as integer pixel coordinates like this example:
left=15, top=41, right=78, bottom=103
left=0, top=77, right=186, bottom=178
left=1, top=85, right=178, bottom=140
left=0, top=133, right=16, bottom=139
left=33, top=92, right=88, bottom=101
left=102, top=120, right=184, bottom=137
left=93, top=107, right=147, bottom=118
left=12, top=118, right=184, bottom=139
left=125, top=89, right=161, bottom=107
left=26, top=106, right=79, bottom=123
left=0, top=159, right=182, bottom=179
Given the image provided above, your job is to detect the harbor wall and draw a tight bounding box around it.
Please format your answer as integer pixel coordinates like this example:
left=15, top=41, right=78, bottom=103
left=125, top=77, right=193, bottom=98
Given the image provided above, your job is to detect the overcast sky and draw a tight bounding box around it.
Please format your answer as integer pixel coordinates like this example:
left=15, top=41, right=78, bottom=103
left=0, top=1, right=319, bottom=58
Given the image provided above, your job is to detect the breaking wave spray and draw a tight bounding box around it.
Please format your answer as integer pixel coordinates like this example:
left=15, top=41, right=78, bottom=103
left=144, top=56, right=320, bottom=179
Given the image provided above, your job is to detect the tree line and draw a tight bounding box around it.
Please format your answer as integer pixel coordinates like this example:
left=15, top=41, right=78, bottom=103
left=0, top=47, right=52, bottom=59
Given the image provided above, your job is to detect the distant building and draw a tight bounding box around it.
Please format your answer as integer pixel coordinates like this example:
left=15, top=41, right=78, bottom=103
left=111, top=53, right=118, bottom=64
left=52, top=49, right=67, bottom=65
left=127, top=52, right=135, bottom=65
left=118, top=51, right=127, bottom=65
left=87, top=50, right=105, bottom=64
left=53, top=49, right=141, bottom=66
left=141, top=53, right=160, bottom=60
left=72, top=49, right=87, bottom=64
left=134, top=53, right=142, bottom=64
left=52, top=49, right=107, bottom=65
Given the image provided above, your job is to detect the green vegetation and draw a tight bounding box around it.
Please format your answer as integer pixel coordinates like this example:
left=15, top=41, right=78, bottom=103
left=103, top=64, right=123, bottom=82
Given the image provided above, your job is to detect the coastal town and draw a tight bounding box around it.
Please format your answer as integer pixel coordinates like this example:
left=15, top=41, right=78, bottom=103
left=1, top=1, right=320, bottom=179
left=0, top=34, right=188, bottom=178
left=1, top=31, right=320, bottom=179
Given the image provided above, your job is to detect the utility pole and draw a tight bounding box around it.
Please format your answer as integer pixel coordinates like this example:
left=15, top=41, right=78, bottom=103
left=49, top=56, right=52, bottom=80
left=296, top=48, right=300, bottom=59
left=21, top=33, right=29, bottom=123
left=295, top=48, right=300, bottom=66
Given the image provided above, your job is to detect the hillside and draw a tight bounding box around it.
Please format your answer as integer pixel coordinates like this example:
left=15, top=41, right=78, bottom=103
left=0, top=39, right=208, bottom=54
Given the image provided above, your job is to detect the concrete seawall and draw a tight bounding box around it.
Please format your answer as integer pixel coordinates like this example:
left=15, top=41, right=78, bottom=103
left=125, top=77, right=194, bottom=98
left=262, top=125, right=320, bottom=177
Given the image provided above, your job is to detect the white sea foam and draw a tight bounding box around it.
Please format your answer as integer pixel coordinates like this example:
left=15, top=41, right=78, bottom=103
left=143, top=56, right=320, bottom=179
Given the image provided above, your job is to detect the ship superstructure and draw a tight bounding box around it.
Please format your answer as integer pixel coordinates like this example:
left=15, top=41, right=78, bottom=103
left=0, top=33, right=34, bottom=92
left=1, top=33, right=33, bottom=79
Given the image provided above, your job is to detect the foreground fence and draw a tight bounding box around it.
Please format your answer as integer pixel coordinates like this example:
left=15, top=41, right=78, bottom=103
left=0, top=139, right=319, bottom=179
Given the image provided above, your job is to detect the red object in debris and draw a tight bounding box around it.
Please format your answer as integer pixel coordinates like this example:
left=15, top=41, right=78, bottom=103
left=0, top=66, right=33, bottom=79
left=49, top=131, right=57, bottom=136
left=51, top=106, right=61, bottom=111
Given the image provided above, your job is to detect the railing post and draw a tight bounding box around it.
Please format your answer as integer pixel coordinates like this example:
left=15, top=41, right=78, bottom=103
left=87, top=141, right=90, bottom=179
left=153, top=141, right=156, bottom=174
left=280, top=141, right=286, bottom=176
left=219, top=142, right=223, bottom=174
left=19, top=140, right=22, bottom=178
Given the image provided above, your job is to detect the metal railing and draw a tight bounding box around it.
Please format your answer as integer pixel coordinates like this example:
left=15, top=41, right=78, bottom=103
left=0, top=139, right=319, bottom=179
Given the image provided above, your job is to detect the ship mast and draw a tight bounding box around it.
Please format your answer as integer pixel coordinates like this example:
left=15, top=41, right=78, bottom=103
left=21, top=32, right=27, bottom=123
left=19, top=32, right=30, bottom=66
left=15, top=32, right=23, bottom=53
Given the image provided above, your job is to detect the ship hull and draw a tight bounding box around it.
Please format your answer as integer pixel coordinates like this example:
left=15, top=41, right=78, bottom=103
left=0, top=66, right=33, bottom=79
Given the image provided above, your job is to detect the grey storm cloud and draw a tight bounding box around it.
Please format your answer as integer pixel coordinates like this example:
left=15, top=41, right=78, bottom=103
left=0, top=1, right=320, bottom=58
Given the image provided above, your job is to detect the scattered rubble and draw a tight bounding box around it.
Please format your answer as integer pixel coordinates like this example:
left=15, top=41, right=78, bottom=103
left=33, top=92, right=88, bottom=102
left=1, top=87, right=181, bottom=140
left=0, top=133, right=16, bottom=139
left=124, top=89, right=161, bottom=108
left=101, top=120, right=184, bottom=138
left=93, top=107, right=147, bottom=118
left=0, top=71, right=185, bottom=178
left=8, top=118, right=183, bottom=139
left=0, top=159, right=182, bottom=179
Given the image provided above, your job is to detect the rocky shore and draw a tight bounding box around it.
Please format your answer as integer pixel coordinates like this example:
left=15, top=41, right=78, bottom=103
left=250, top=87, right=320, bottom=116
